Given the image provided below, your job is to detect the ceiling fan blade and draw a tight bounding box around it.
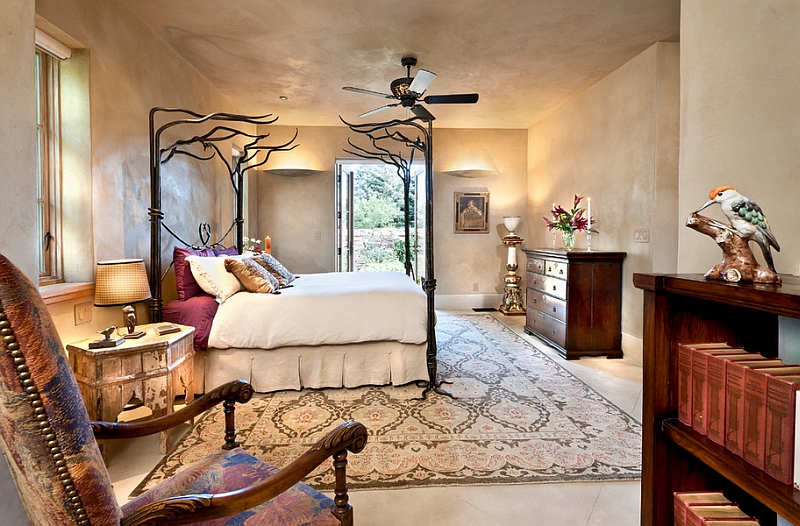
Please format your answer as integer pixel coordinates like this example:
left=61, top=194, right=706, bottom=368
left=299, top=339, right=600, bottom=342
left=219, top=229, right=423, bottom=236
left=411, top=105, right=436, bottom=121
left=408, top=69, right=437, bottom=96
left=423, top=93, right=480, bottom=104
left=359, top=103, right=400, bottom=118
left=343, top=86, right=395, bottom=99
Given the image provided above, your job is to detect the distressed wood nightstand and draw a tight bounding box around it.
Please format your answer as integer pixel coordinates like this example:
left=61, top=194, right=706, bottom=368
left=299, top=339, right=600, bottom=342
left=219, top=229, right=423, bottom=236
left=67, top=322, right=195, bottom=454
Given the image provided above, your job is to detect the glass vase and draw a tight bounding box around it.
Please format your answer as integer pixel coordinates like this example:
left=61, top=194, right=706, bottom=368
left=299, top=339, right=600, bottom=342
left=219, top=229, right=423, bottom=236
left=561, top=230, right=575, bottom=251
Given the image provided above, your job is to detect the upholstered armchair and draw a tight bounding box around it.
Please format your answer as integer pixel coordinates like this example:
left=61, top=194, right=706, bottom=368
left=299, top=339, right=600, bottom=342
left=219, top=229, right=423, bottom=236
left=0, top=254, right=368, bottom=526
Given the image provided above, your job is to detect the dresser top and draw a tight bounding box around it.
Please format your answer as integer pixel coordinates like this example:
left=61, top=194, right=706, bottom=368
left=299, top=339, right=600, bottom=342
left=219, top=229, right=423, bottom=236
left=522, top=248, right=627, bottom=260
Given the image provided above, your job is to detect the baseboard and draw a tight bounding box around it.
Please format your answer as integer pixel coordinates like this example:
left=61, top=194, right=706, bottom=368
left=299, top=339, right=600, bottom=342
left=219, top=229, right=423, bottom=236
left=436, top=293, right=503, bottom=311
left=621, top=332, right=643, bottom=365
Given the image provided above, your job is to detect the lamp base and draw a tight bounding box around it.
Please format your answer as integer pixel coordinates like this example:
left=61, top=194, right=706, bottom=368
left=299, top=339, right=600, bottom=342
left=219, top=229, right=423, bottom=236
left=89, top=337, right=125, bottom=349
left=123, top=331, right=146, bottom=339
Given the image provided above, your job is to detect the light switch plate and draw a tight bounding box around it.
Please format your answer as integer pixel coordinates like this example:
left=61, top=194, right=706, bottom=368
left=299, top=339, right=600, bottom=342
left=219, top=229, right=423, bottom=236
left=74, top=302, right=92, bottom=325
left=634, top=229, right=650, bottom=243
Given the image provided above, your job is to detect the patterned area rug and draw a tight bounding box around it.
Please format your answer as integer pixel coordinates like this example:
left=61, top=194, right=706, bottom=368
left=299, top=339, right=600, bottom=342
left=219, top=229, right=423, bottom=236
left=131, top=313, right=641, bottom=496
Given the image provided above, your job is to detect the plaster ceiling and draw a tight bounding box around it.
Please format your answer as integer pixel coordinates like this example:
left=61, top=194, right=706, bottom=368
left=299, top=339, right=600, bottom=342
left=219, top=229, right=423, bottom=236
left=126, top=0, right=679, bottom=129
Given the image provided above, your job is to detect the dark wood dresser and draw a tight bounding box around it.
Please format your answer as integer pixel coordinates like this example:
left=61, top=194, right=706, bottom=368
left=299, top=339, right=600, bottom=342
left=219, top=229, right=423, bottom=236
left=522, top=248, right=626, bottom=360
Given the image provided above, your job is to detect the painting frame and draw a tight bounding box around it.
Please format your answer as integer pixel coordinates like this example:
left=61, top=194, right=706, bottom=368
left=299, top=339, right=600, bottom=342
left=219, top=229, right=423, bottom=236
left=454, top=191, right=490, bottom=234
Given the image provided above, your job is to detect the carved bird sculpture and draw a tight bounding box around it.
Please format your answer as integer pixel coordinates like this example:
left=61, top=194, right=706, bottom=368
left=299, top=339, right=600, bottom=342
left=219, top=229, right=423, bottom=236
left=695, top=186, right=780, bottom=272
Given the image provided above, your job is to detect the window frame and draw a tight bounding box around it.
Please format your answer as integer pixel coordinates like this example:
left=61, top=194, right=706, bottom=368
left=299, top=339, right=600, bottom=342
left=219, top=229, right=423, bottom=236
left=35, top=48, right=63, bottom=286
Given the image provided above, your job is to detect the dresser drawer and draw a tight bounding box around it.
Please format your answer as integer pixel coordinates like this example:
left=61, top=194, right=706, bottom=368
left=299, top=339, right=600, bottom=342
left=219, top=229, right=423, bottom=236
left=528, top=272, right=545, bottom=293
left=542, top=276, right=567, bottom=300
left=527, top=288, right=567, bottom=322
left=545, top=260, right=567, bottom=279
left=527, top=309, right=567, bottom=348
left=526, top=258, right=545, bottom=274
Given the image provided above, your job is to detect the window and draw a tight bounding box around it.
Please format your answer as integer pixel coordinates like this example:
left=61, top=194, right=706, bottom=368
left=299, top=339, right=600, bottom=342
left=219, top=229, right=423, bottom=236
left=35, top=48, right=62, bottom=285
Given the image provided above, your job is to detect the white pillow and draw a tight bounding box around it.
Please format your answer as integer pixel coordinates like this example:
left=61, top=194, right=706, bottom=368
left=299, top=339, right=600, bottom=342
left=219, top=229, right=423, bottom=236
left=185, top=255, right=243, bottom=303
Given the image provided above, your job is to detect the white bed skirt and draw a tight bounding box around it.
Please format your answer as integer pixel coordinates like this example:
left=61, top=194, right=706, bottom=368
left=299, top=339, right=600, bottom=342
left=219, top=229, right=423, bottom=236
left=194, top=341, right=429, bottom=393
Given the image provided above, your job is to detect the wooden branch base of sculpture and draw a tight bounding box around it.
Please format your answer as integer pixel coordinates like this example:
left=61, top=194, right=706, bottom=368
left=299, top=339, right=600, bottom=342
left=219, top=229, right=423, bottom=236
left=686, top=212, right=781, bottom=284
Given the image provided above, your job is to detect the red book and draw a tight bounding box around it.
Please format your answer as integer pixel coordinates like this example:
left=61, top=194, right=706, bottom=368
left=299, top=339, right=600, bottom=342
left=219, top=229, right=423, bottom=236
left=699, top=521, right=759, bottom=525
left=685, top=504, right=751, bottom=526
left=765, top=374, right=800, bottom=484
left=693, top=348, right=749, bottom=435
left=725, top=359, right=785, bottom=456
left=742, top=365, right=800, bottom=469
left=706, top=353, right=768, bottom=445
left=678, top=343, right=733, bottom=426
left=673, top=492, right=732, bottom=526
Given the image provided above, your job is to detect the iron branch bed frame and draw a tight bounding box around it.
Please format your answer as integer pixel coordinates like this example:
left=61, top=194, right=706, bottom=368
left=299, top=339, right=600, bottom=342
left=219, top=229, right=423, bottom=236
left=148, top=108, right=445, bottom=397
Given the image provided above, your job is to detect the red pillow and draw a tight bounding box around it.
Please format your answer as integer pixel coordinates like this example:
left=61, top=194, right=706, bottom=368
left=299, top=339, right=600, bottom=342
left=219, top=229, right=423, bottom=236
left=173, top=246, right=215, bottom=301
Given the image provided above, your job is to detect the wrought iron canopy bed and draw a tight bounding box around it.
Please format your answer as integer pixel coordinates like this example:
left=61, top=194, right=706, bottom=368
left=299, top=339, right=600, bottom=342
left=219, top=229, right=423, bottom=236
left=148, top=108, right=444, bottom=396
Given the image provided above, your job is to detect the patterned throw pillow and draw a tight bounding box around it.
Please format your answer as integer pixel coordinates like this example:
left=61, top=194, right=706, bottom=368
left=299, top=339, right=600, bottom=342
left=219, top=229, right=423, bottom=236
left=224, top=258, right=280, bottom=294
left=253, top=254, right=296, bottom=287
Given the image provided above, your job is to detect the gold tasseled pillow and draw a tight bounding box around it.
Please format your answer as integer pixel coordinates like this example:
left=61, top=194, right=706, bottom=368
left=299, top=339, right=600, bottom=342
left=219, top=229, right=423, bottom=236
left=224, top=257, right=280, bottom=294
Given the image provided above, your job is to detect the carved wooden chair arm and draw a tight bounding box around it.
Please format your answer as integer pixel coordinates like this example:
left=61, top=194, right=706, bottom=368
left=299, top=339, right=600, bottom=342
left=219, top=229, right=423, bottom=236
left=91, top=380, right=253, bottom=443
left=120, top=420, right=369, bottom=526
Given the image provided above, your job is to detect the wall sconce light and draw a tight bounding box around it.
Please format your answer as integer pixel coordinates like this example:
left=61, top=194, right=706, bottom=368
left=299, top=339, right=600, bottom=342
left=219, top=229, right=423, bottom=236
left=499, top=217, right=525, bottom=316
left=264, top=168, right=324, bottom=177
left=442, top=168, right=498, bottom=178
left=94, top=259, right=152, bottom=341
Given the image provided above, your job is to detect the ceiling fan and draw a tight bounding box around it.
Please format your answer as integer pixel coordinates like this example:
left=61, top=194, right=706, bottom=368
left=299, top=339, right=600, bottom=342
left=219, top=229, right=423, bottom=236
left=343, top=56, right=479, bottom=121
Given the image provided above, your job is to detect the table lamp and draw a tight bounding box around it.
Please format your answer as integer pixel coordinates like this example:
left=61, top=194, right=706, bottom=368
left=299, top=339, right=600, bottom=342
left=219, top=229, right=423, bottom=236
left=94, top=259, right=152, bottom=340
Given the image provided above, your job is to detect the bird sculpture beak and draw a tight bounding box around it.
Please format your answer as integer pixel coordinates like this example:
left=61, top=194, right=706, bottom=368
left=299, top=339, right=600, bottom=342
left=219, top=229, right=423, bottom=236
left=694, top=199, right=714, bottom=214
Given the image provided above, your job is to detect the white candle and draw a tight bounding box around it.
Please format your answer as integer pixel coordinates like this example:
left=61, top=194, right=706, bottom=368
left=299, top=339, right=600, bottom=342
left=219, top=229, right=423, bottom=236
left=587, top=197, right=591, bottom=227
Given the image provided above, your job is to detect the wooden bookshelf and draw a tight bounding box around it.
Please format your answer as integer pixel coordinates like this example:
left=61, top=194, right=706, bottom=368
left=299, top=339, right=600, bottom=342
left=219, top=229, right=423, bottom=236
left=634, top=273, right=800, bottom=526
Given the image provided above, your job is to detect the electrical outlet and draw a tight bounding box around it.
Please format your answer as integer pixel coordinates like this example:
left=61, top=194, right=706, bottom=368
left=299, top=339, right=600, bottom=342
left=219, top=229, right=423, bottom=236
left=314, top=231, right=321, bottom=241
left=472, top=282, right=479, bottom=292
left=74, top=302, right=92, bottom=326
left=634, top=229, right=650, bottom=243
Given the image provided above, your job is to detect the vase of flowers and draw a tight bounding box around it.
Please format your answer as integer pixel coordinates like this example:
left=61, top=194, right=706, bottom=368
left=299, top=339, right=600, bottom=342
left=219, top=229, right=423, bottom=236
left=243, top=236, right=263, bottom=254
left=544, top=195, right=595, bottom=251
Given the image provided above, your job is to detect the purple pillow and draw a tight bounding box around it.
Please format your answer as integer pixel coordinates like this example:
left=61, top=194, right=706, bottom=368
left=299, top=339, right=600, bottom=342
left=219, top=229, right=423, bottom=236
left=214, top=246, right=239, bottom=257
left=162, top=294, right=219, bottom=352
left=173, top=246, right=215, bottom=301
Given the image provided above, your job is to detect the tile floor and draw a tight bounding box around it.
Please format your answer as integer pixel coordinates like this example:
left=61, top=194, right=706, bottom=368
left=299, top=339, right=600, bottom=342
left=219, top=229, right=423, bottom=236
left=106, top=311, right=643, bottom=525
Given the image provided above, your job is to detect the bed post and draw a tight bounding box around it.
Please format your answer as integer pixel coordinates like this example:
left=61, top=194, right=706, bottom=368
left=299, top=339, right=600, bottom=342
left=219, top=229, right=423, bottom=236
left=339, top=115, right=450, bottom=398
left=148, top=108, right=164, bottom=323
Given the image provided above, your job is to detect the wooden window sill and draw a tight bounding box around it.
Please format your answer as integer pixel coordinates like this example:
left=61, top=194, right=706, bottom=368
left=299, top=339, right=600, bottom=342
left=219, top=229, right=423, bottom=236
left=40, top=282, right=94, bottom=305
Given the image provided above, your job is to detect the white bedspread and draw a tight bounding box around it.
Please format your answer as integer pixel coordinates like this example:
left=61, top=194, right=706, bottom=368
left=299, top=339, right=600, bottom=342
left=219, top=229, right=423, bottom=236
left=208, top=271, right=428, bottom=350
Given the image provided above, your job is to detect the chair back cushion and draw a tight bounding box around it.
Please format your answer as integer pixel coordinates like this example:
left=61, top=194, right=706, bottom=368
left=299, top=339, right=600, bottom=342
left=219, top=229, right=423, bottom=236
left=0, top=254, right=121, bottom=525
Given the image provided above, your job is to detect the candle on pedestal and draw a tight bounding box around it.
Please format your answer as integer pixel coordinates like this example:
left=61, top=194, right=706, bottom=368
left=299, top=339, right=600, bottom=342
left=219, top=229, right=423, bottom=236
left=587, top=197, right=591, bottom=226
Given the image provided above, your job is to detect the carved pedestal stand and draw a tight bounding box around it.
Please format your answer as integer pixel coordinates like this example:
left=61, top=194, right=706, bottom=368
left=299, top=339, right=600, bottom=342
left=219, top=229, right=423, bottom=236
left=500, top=234, right=526, bottom=315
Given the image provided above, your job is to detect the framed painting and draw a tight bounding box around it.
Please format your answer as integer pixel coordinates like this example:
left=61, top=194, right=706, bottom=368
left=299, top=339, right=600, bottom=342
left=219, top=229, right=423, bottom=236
left=454, top=191, right=489, bottom=233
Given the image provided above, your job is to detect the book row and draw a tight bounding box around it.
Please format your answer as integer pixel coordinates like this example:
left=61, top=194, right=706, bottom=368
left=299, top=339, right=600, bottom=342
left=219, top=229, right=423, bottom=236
left=674, top=491, right=759, bottom=526
left=677, top=342, right=800, bottom=485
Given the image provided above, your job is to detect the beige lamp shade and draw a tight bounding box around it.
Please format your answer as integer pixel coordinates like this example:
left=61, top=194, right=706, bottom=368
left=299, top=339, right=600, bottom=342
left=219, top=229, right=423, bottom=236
left=94, top=259, right=151, bottom=307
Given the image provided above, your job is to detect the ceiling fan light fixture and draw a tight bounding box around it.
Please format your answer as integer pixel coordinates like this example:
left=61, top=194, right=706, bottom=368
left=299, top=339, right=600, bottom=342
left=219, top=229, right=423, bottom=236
left=390, top=78, right=411, bottom=98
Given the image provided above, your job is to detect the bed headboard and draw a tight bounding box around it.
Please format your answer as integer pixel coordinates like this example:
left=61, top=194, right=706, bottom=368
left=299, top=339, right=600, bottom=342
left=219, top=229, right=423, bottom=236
left=148, top=107, right=298, bottom=322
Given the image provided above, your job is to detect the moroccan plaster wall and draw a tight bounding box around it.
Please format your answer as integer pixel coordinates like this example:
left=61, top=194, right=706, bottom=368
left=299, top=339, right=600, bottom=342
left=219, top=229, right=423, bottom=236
left=27, top=0, right=240, bottom=349
left=255, top=125, right=527, bottom=306
left=678, top=0, right=800, bottom=277
left=527, top=42, right=680, bottom=358
left=0, top=0, right=37, bottom=521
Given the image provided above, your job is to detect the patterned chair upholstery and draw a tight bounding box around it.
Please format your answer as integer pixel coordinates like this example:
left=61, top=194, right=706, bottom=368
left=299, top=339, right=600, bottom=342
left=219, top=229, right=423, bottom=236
left=0, top=254, right=367, bottom=526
